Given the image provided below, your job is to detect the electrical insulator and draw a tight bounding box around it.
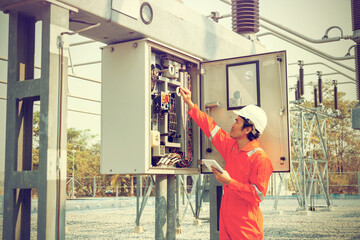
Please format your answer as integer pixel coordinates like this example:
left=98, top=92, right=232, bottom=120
left=231, top=0, right=260, bottom=34
left=318, top=76, right=323, bottom=104
left=334, top=81, right=338, bottom=110
left=297, top=79, right=301, bottom=100
left=299, top=67, right=304, bottom=96
left=314, top=87, right=318, bottom=108
left=351, top=0, right=360, bottom=101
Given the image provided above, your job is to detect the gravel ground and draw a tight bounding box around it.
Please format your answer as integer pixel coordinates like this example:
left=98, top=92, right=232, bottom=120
left=1, top=197, right=359, bottom=239
left=65, top=197, right=360, bottom=240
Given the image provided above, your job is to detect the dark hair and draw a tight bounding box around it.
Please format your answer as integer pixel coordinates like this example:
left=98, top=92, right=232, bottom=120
left=240, top=116, right=260, bottom=141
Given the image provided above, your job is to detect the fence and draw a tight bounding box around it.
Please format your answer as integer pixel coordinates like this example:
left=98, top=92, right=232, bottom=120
left=65, top=172, right=360, bottom=199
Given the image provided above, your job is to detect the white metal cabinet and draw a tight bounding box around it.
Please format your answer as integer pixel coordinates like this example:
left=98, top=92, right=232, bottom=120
left=101, top=39, right=202, bottom=174
left=200, top=51, right=290, bottom=173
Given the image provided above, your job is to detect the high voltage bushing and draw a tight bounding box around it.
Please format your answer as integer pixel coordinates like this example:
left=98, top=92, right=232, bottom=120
left=351, top=0, right=360, bottom=100
left=317, top=71, right=323, bottom=104
left=333, top=80, right=338, bottom=110
left=314, top=87, right=318, bottom=108
left=296, top=79, right=300, bottom=101
left=231, top=0, right=259, bottom=34
left=299, top=67, right=304, bottom=96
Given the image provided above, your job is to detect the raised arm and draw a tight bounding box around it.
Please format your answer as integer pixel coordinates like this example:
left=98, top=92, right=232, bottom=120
left=179, top=87, right=234, bottom=159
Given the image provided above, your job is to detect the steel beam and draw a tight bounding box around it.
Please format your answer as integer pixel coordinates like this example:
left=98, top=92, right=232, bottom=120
left=3, top=2, right=70, bottom=239
left=289, top=106, right=330, bottom=211
left=167, top=175, right=176, bottom=240
left=3, top=11, right=36, bottom=240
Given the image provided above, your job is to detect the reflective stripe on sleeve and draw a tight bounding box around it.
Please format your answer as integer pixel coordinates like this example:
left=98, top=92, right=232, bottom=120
left=252, top=184, right=265, bottom=201
left=247, top=148, right=263, bottom=157
left=209, top=125, right=221, bottom=142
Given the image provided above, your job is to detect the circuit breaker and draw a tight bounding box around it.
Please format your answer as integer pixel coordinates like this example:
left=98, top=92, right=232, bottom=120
left=101, top=39, right=201, bottom=174
left=101, top=38, right=290, bottom=175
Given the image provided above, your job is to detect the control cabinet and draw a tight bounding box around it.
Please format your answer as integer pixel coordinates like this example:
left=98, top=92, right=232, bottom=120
left=101, top=39, right=201, bottom=174
left=101, top=39, right=290, bottom=175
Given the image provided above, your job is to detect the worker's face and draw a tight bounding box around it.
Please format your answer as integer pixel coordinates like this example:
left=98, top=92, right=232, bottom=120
left=230, top=116, right=252, bottom=140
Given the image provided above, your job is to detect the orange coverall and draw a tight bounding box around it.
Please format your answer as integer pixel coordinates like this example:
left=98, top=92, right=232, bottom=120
left=188, top=105, right=273, bottom=240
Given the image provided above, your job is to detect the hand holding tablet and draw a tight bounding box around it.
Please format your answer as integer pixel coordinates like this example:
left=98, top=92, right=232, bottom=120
left=202, top=159, right=224, bottom=173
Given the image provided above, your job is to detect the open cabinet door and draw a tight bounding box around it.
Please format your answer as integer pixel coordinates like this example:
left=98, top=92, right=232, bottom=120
left=200, top=51, right=290, bottom=173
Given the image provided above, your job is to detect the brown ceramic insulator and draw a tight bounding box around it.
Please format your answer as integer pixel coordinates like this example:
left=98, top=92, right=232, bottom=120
left=351, top=0, right=360, bottom=100
left=231, top=0, right=260, bottom=34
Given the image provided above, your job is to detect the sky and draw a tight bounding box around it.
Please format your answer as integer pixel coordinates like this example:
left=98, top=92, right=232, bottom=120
left=0, top=0, right=356, bottom=142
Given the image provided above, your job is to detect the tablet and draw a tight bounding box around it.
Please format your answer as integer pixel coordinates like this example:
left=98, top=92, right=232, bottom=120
left=202, top=159, right=224, bottom=173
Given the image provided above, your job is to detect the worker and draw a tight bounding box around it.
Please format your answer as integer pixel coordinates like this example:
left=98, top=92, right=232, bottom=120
left=179, top=87, right=273, bottom=240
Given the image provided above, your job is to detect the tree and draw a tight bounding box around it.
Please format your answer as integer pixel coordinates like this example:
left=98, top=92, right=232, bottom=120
left=32, top=112, right=135, bottom=197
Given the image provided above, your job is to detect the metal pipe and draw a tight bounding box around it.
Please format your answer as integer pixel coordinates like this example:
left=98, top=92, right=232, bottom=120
left=324, top=26, right=344, bottom=38
left=69, top=40, right=96, bottom=47
left=175, top=176, right=181, bottom=232
left=289, top=61, right=356, bottom=82
left=205, top=102, right=220, bottom=153
left=258, top=30, right=355, bottom=72
left=336, top=81, right=357, bottom=85
left=167, top=175, right=176, bottom=240
left=260, top=16, right=343, bottom=43
left=67, top=94, right=101, bottom=103
left=219, top=0, right=231, bottom=5
left=346, top=44, right=356, bottom=56
left=61, top=23, right=101, bottom=36
left=1, top=56, right=101, bottom=83
left=68, top=73, right=101, bottom=84
left=136, top=175, right=141, bottom=226
left=155, top=175, right=167, bottom=240
left=289, top=72, right=350, bottom=79
left=71, top=150, right=76, bottom=198
left=67, top=108, right=100, bottom=116
left=258, top=26, right=355, bottom=62
left=70, top=60, right=101, bottom=68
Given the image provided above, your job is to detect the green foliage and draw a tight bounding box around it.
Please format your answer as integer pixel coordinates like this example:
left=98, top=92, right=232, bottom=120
left=329, top=172, right=358, bottom=194
left=31, top=113, right=135, bottom=197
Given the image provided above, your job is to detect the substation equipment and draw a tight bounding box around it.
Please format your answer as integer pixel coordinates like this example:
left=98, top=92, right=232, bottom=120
left=0, top=0, right=291, bottom=239
left=100, top=40, right=290, bottom=240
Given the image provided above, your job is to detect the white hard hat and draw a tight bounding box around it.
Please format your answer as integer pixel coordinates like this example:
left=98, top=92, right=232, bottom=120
left=232, top=105, right=267, bottom=134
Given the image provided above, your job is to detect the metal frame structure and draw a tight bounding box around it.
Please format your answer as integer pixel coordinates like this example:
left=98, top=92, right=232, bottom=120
left=2, top=3, right=71, bottom=239
left=135, top=174, right=210, bottom=234
left=289, top=104, right=331, bottom=210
